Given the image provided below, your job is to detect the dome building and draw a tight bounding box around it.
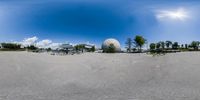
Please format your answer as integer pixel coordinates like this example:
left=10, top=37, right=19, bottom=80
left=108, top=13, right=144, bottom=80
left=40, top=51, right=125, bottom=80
left=102, top=38, right=121, bottom=52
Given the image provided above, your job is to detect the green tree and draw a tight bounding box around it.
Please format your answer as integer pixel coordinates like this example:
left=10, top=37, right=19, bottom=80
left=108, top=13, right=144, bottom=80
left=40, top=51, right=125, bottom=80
left=185, top=44, right=188, bottom=49
left=172, top=42, right=179, bottom=49
left=107, top=44, right=116, bottom=53
left=190, top=41, right=200, bottom=50
left=74, top=45, right=79, bottom=51
left=125, top=38, right=132, bottom=53
left=181, top=44, right=184, bottom=48
left=159, top=41, right=165, bottom=50
left=80, top=45, right=85, bottom=52
left=156, top=42, right=161, bottom=49
left=165, top=41, right=172, bottom=49
left=1, top=43, right=21, bottom=50
left=74, top=44, right=85, bottom=52
left=150, top=43, right=156, bottom=50
left=46, top=48, right=52, bottom=52
left=133, top=35, right=146, bottom=52
left=91, top=46, right=95, bottom=52
left=27, top=45, right=38, bottom=50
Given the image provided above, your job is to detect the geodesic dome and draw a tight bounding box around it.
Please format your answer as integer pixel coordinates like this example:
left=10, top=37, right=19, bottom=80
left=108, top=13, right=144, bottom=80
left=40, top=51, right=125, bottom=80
left=102, top=38, right=121, bottom=52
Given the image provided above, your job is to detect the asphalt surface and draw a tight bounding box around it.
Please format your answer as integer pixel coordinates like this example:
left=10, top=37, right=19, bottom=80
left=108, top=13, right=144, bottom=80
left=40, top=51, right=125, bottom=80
left=0, top=51, right=200, bottom=100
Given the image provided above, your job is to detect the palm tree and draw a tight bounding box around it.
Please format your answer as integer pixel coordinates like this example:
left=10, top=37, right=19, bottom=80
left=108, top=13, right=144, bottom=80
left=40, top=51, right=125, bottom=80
left=125, top=38, right=132, bottom=53
left=165, top=41, right=172, bottom=49
left=133, top=35, right=146, bottom=52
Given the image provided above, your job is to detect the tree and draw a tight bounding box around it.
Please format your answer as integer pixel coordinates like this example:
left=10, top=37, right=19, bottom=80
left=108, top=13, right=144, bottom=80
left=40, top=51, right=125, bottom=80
left=181, top=44, right=184, bottom=48
left=132, top=48, right=137, bottom=52
left=133, top=35, right=146, bottom=52
left=165, top=41, right=172, bottom=49
left=150, top=43, right=156, bottom=50
left=74, top=45, right=79, bottom=51
left=91, top=46, right=95, bottom=52
left=74, top=44, right=85, bottom=52
left=27, top=45, right=38, bottom=50
left=190, top=41, right=200, bottom=50
left=107, top=44, right=116, bottom=53
left=172, top=42, right=179, bottom=49
left=159, top=41, right=165, bottom=50
left=46, top=48, right=52, bottom=52
left=185, top=44, right=188, bottom=49
left=156, top=42, right=161, bottom=49
left=1, top=43, right=21, bottom=50
left=125, top=38, right=132, bottom=53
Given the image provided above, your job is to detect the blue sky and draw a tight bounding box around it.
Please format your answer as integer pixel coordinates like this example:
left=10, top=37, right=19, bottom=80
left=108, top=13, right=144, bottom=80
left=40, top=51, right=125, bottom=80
left=0, top=0, right=200, bottom=48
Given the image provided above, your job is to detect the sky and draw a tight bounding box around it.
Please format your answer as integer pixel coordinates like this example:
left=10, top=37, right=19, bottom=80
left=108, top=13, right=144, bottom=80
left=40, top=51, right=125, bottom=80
left=1, top=0, right=200, bottom=49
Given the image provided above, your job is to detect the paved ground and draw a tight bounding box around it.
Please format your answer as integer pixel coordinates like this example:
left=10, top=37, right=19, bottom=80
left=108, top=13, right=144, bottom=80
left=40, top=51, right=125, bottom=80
left=0, top=51, right=200, bottom=100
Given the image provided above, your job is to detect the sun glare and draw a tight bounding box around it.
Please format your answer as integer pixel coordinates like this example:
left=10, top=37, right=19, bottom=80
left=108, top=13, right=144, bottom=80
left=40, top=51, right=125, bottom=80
left=156, top=8, right=189, bottom=21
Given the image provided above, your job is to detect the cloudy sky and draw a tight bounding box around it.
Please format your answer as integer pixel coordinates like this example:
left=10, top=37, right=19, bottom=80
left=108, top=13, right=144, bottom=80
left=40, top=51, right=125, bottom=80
left=0, top=0, right=200, bottom=48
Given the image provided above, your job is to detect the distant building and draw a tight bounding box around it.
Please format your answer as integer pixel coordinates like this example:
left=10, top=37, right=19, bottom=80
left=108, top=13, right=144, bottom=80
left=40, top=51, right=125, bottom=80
left=20, top=45, right=25, bottom=49
left=78, top=44, right=95, bottom=52
left=51, top=43, right=95, bottom=55
left=57, top=43, right=74, bottom=54
left=59, top=44, right=74, bottom=50
left=102, top=38, right=121, bottom=52
left=80, top=43, right=94, bottom=48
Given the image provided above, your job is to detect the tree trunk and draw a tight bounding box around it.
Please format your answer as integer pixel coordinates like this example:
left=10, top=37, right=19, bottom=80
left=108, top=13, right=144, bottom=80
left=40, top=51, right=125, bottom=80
left=139, top=46, right=142, bottom=53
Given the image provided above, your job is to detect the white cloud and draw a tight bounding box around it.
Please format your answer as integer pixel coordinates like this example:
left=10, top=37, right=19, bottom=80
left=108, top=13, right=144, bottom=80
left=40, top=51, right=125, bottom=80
left=19, top=36, right=60, bottom=49
left=86, top=41, right=95, bottom=46
left=156, top=8, right=189, bottom=21
left=15, top=36, right=96, bottom=50
left=36, top=39, right=52, bottom=48
left=10, top=36, right=62, bottom=49
left=21, top=36, right=38, bottom=46
left=48, top=43, right=62, bottom=50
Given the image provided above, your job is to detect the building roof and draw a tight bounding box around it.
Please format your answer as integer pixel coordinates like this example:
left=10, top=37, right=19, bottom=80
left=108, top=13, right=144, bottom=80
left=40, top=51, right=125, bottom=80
left=59, top=44, right=73, bottom=49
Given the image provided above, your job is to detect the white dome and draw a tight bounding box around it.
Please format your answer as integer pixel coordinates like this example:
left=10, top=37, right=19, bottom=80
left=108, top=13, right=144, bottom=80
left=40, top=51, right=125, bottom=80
left=102, top=38, right=121, bottom=52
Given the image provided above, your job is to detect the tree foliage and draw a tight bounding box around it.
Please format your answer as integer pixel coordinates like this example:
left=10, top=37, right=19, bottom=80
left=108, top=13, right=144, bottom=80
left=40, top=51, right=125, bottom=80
left=1, top=43, right=21, bottom=50
left=190, top=41, right=200, bottom=50
left=185, top=44, right=188, bottom=49
left=150, top=43, right=156, bottom=50
left=74, top=44, right=95, bottom=52
left=91, top=46, right=95, bottom=52
left=74, top=44, right=85, bottom=52
left=27, top=45, right=38, bottom=50
left=159, top=41, right=165, bottom=49
left=156, top=42, right=161, bottom=49
left=165, top=41, right=172, bottom=48
left=133, top=35, right=146, bottom=52
left=172, top=42, right=179, bottom=49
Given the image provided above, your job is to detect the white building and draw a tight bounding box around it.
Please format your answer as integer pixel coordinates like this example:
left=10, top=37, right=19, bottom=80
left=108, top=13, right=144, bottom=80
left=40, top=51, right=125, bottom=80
left=59, top=44, right=74, bottom=51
